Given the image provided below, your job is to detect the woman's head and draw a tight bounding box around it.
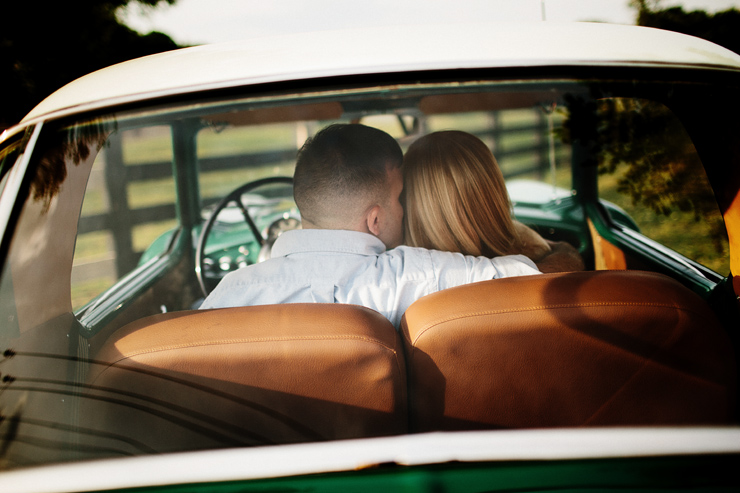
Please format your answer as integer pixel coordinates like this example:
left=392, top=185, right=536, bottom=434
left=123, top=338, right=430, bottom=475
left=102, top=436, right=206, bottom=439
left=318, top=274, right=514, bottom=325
left=402, top=130, right=518, bottom=257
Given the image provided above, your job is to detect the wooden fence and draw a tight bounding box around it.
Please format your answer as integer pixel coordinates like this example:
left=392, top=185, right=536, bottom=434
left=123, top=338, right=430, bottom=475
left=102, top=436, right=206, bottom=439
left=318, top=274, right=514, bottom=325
left=74, top=111, right=566, bottom=283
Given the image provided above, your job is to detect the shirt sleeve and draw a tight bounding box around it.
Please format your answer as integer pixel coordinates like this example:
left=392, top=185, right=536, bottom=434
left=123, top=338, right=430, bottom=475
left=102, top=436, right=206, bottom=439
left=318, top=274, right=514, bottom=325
left=431, top=250, right=540, bottom=291
left=490, top=254, right=539, bottom=277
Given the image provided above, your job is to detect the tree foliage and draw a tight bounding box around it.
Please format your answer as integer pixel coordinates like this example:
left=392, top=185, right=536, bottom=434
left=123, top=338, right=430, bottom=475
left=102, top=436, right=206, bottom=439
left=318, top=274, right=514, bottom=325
left=1, top=0, right=179, bottom=128
left=594, top=99, right=727, bottom=254
left=575, top=0, right=740, bottom=258
left=631, top=0, right=740, bottom=54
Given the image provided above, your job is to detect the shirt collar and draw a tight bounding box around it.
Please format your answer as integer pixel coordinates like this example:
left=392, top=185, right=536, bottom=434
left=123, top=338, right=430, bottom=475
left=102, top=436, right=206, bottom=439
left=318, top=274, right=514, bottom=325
left=271, top=229, right=387, bottom=257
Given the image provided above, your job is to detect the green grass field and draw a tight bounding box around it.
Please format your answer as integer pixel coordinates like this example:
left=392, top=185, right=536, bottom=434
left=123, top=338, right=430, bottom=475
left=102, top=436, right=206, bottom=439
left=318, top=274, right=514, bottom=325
left=598, top=167, right=729, bottom=275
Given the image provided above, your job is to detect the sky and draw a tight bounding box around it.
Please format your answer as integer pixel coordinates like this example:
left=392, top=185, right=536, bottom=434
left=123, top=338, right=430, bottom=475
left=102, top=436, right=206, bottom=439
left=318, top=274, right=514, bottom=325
left=119, top=0, right=740, bottom=46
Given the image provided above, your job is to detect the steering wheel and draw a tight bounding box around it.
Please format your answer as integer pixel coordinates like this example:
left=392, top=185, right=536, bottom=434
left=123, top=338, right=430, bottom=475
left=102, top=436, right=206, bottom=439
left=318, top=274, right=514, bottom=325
left=195, top=176, right=296, bottom=297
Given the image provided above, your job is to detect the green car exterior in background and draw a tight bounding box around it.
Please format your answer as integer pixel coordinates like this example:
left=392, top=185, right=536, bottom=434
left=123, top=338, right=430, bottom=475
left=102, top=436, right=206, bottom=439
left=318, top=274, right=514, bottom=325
left=1, top=21, right=739, bottom=492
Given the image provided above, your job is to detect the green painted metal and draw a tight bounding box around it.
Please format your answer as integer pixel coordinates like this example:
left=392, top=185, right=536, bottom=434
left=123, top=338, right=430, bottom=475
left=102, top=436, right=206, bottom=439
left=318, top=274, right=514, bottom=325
left=101, top=455, right=740, bottom=493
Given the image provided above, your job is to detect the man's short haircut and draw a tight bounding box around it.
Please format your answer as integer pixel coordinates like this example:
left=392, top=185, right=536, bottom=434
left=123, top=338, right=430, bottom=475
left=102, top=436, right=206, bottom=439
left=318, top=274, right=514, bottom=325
left=293, top=123, right=403, bottom=225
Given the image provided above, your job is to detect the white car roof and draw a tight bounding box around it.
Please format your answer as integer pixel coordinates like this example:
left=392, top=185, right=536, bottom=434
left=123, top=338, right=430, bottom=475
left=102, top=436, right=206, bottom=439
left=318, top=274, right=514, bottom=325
left=20, top=21, right=740, bottom=125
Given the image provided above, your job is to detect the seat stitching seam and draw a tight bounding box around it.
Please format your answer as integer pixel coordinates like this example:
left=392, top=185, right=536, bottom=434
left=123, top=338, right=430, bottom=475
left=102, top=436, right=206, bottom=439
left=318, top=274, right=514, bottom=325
left=110, top=335, right=399, bottom=364
left=411, top=301, right=701, bottom=345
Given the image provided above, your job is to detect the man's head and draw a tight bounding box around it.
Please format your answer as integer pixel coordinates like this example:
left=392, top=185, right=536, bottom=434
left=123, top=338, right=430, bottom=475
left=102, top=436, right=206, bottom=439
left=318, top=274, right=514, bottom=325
left=293, top=123, right=404, bottom=248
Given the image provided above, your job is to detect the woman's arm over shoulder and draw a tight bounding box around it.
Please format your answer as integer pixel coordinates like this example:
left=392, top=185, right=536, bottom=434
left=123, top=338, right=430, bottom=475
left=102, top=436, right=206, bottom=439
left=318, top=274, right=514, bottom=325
left=534, top=241, right=585, bottom=273
left=513, top=221, right=551, bottom=262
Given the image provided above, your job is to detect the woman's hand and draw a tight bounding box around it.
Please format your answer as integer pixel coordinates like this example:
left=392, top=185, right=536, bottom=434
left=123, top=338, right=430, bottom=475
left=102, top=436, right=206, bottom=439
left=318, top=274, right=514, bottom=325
left=514, top=221, right=552, bottom=262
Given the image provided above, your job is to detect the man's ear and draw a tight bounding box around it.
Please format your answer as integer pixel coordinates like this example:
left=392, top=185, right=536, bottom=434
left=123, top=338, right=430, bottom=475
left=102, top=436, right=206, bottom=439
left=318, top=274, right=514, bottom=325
left=365, top=205, right=382, bottom=237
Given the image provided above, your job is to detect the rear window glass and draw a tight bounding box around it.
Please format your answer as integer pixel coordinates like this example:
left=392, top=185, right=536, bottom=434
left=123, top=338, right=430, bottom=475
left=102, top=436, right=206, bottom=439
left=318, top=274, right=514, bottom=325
left=595, top=98, right=729, bottom=275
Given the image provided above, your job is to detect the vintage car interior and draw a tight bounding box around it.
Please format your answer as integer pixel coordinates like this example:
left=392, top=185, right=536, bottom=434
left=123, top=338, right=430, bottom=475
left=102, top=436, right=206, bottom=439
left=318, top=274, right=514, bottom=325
left=0, top=74, right=738, bottom=467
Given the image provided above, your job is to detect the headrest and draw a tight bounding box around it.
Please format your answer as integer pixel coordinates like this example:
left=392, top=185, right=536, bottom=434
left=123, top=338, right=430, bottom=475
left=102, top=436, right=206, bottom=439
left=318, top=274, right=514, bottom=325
left=401, top=270, right=736, bottom=430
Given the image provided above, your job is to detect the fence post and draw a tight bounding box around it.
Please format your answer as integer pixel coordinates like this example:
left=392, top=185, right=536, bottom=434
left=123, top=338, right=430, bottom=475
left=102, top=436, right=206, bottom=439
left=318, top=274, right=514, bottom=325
left=104, top=131, right=137, bottom=277
left=535, top=110, right=548, bottom=180
left=490, top=111, right=501, bottom=160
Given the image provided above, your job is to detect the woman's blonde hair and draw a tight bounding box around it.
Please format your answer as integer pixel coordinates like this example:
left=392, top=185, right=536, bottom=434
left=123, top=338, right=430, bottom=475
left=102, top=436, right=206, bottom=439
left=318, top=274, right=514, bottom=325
left=403, top=130, right=520, bottom=257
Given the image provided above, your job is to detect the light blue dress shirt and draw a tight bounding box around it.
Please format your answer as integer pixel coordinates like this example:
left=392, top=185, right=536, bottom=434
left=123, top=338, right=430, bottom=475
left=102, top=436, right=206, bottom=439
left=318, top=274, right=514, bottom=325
left=200, top=229, right=540, bottom=328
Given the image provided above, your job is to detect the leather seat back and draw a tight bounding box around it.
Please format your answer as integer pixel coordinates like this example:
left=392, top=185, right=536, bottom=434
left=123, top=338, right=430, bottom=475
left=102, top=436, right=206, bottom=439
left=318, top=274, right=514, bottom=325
left=83, top=304, right=406, bottom=454
left=401, top=270, right=736, bottom=431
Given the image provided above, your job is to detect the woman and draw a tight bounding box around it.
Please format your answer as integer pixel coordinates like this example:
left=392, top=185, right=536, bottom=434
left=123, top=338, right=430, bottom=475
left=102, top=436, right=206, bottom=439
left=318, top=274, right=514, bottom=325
left=403, top=130, right=551, bottom=262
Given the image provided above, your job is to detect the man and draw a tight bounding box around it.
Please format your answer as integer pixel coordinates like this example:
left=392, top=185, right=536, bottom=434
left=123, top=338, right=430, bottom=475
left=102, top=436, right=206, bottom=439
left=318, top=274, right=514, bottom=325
left=201, top=123, right=583, bottom=327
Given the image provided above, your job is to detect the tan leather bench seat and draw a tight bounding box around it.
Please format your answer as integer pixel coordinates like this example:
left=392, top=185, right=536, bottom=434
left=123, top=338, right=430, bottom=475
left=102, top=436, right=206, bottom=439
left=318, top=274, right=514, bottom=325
left=401, top=270, right=736, bottom=431
left=83, top=271, right=736, bottom=454
left=82, top=304, right=407, bottom=454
